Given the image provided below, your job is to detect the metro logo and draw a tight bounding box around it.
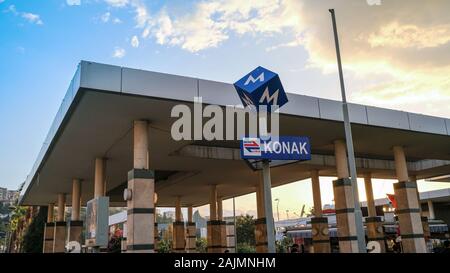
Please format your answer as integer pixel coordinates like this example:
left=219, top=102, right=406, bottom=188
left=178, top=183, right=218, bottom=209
left=233, top=66, right=288, bottom=112
left=242, top=138, right=261, bottom=157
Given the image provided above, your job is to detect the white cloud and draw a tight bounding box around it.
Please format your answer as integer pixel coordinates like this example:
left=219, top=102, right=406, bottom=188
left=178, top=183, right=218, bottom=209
left=22, top=12, right=43, bottom=25
left=7, top=5, right=44, bottom=25
left=101, top=12, right=111, bottom=23
left=367, top=22, right=450, bottom=49
left=113, top=17, right=122, bottom=24
left=131, top=35, right=139, bottom=48
left=105, top=0, right=128, bottom=8
left=66, top=0, right=81, bottom=6
left=137, top=0, right=302, bottom=53
left=112, top=47, right=126, bottom=58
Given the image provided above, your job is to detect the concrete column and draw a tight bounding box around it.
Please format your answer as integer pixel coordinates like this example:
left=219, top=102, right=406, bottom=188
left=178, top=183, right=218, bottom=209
left=310, top=170, right=330, bottom=253
left=217, top=197, right=223, bottom=221
left=335, top=140, right=349, bottom=179
left=53, top=193, right=67, bottom=253
left=209, top=185, right=217, bottom=221
left=173, top=197, right=186, bottom=253
left=255, top=176, right=268, bottom=253
left=43, top=204, right=55, bottom=253
left=207, top=185, right=223, bottom=253
left=47, top=203, right=54, bottom=223
left=217, top=197, right=227, bottom=252
left=71, top=179, right=81, bottom=221
left=94, top=158, right=105, bottom=198
left=126, top=120, right=155, bottom=253
left=311, top=170, right=323, bottom=217
left=333, top=140, right=359, bottom=253
left=392, top=146, right=427, bottom=253
left=410, top=175, right=431, bottom=245
left=427, top=201, right=435, bottom=220
left=68, top=179, right=83, bottom=246
left=364, top=174, right=376, bottom=217
left=186, top=206, right=197, bottom=253
left=363, top=173, right=386, bottom=253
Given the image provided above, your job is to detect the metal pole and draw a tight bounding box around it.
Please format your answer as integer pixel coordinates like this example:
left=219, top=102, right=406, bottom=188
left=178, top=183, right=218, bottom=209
left=262, top=160, right=276, bottom=253
left=329, top=8, right=366, bottom=253
left=276, top=199, right=280, bottom=222
left=233, top=197, right=237, bottom=253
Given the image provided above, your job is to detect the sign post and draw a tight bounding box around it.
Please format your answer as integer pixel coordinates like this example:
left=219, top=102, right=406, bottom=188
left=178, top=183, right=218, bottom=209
left=234, top=67, right=310, bottom=253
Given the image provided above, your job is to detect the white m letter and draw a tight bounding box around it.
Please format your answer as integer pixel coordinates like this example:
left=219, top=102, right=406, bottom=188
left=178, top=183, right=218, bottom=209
left=259, top=87, right=279, bottom=105
left=244, top=72, right=264, bottom=85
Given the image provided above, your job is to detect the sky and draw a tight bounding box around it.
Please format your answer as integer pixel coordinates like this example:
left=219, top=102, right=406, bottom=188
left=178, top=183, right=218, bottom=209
left=0, top=0, right=449, bottom=219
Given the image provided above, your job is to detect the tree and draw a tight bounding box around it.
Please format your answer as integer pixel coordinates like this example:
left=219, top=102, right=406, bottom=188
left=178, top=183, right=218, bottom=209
left=306, top=206, right=315, bottom=217
left=236, top=214, right=255, bottom=245
left=196, top=237, right=207, bottom=253
left=22, top=207, right=47, bottom=253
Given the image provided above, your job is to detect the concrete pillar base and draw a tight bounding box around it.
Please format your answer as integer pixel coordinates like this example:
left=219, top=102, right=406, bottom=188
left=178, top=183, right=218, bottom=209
left=333, top=178, right=359, bottom=253
left=207, top=220, right=226, bottom=253
left=186, top=222, right=197, bottom=253
left=394, top=181, right=427, bottom=253
left=226, top=222, right=236, bottom=253
left=53, top=222, right=67, bottom=253
left=365, top=217, right=386, bottom=253
left=126, top=169, right=155, bottom=253
left=173, top=221, right=186, bottom=253
left=255, top=218, right=268, bottom=253
left=311, top=217, right=330, bottom=253
left=68, top=221, right=83, bottom=246
left=43, top=222, right=55, bottom=253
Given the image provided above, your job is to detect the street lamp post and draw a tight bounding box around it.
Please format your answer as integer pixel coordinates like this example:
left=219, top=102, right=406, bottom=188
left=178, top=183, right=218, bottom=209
left=329, top=8, right=366, bottom=253
left=275, top=198, right=280, bottom=222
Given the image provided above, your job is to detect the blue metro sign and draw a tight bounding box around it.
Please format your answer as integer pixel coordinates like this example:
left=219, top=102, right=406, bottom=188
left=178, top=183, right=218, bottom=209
left=240, top=136, right=311, bottom=161
left=233, top=66, right=288, bottom=112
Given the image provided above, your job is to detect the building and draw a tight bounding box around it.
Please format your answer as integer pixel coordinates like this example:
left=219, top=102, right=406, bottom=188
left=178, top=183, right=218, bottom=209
left=0, top=187, right=7, bottom=201
left=18, top=61, right=450, bottom=253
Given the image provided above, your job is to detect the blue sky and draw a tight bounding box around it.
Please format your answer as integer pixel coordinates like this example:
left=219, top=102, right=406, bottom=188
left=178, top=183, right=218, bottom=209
left=1, top=0, right=449, bottom=218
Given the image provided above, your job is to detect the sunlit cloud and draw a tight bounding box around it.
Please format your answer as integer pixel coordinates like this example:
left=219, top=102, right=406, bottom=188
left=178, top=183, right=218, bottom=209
left=112, top=47, right=125, bottom=58
left=367, top=22, right=450, bottom=49
left=131, top=35, right=139, bottom=48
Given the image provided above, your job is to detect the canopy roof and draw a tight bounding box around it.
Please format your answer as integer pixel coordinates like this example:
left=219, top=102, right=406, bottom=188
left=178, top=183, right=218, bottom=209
left=19, top=61, right=450, bottom=207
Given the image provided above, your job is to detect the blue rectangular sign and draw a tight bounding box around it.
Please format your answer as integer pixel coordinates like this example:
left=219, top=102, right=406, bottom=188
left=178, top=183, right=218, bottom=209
left=240, top=136, right=311, bottom=161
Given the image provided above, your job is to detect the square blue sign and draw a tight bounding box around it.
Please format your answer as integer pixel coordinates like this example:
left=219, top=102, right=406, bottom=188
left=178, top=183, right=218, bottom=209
left=234, top=66, right=288, bottom=111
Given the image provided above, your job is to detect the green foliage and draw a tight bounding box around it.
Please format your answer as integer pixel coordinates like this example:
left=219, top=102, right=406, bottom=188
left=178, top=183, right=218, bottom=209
left=22, top=207, right=47, bottom=253
left=9, top=206, right=27, bottom=232
left=276, top=236, right=292, bottom=253
left=236, top=214, right=255, bottom=245
left=196, top=237, right=207, bottom=253
left=157, top=238, right=172, bottom=253
left=237, top=243, right=256, bottom=253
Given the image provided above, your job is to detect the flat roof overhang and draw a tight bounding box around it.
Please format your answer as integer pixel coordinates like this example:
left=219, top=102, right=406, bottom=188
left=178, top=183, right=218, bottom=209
left=19, top=61, right=450, bottom=207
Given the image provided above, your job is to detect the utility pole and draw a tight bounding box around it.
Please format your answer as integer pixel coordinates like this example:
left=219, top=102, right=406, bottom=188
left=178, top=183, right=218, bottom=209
left=329, top=8, right=366, bottom=253
left=275, top=198, right=280, bottom=222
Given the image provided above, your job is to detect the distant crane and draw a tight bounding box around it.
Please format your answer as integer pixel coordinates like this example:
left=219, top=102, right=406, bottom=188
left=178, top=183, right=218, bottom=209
left=300, top=204, right=306, bottom=218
